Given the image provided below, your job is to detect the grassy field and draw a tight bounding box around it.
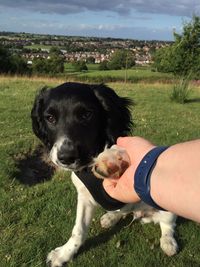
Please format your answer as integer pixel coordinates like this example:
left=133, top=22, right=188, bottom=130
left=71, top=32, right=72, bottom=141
left=77, top=68, right=173, bottom=83
left=1, top=76, right=200, bottom=267
left=64, top=63, right=100, bottom=74
left=24, top=45, right=53, bottom=50
left=63, top=66, right=173, bottom=83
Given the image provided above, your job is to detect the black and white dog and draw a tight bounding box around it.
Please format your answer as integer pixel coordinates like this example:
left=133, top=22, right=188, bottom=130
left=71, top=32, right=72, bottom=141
left=31, top=82, right=178, bottom=267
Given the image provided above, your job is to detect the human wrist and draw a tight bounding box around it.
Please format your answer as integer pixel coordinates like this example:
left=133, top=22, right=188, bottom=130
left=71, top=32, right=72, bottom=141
left=134, top=146, right=169, bottom=210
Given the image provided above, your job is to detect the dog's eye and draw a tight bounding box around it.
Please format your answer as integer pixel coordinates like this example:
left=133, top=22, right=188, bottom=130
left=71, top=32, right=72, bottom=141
left=46, top=115, right=56, bottom=124
left=80, top=110, right=93, bottom=121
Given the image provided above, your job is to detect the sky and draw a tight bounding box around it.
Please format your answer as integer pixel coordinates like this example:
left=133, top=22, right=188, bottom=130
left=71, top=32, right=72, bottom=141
left=0, top=0, right=199, bottom=41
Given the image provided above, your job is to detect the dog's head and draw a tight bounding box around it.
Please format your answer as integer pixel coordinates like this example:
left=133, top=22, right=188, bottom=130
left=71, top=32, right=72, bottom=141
left=31, top=82, right=133, bottom=171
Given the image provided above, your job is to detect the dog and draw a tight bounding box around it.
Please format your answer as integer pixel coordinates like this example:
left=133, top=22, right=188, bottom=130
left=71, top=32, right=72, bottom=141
left=31, top=82, right=178, bottom=267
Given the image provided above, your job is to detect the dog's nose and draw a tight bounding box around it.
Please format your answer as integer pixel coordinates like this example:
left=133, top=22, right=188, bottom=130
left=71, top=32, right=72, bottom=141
left=57, top=140, right=78, bottom=165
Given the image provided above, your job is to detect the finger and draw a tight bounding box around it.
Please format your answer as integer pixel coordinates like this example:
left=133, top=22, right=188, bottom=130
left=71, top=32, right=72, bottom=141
left=117, top=137, right=137, bottom=163
left=117, top=136, right=132, bottom=147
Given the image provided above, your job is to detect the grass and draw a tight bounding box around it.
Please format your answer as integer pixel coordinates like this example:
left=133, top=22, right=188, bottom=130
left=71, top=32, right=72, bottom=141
left=24, top=45, right=54, bottom=50
left=76, top=68, right=173, bottom=83
left=1, top=77, right=200, bottom=267
left=63, top=65, right=174, bottom=83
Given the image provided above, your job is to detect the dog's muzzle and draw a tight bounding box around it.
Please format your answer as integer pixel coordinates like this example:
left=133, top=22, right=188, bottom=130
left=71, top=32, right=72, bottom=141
left=50, top=137, right=89, bottom=171
left=57, top=139, right=78, bottom=165
left=50, top=137, right=77, bottom=167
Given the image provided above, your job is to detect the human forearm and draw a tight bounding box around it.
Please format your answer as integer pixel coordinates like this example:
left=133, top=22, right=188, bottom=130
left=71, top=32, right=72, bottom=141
left=103, top=137, right=200, bottom=222
left=151, top=139, right=200, bottom=222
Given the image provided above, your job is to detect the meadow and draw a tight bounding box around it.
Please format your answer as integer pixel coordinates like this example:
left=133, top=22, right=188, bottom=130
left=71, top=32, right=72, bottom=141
left=0, top=76, right=200, bottom=267
left=77, top=68, right=173, bottom=83
left=64, top=64, right=173, bottom=83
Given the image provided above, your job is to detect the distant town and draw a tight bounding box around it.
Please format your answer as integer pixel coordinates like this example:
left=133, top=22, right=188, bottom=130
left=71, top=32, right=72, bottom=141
left=0, top=32, right=172, bottom=66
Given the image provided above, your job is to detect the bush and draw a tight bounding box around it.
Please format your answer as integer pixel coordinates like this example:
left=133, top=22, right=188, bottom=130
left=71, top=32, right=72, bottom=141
left=107, top=50, right=135, bottom=70
left=48, top=56, right=64, bottom=74
left=32, top=56, right=64, bottom=75
left=73, top=61, right=88, bottom=72
left=32, top=58, right=48, bottom=74
left=99, top=61, right=109, bottom=70
left=170, top=76, right=192, bottom=104
left=86, top=56, right=95, bottom=64
left=10, top=55, right=30, bottom=74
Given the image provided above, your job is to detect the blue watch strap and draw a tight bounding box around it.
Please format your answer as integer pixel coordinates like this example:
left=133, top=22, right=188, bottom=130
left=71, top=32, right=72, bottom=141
left=134, top=146, right=169, bottom=211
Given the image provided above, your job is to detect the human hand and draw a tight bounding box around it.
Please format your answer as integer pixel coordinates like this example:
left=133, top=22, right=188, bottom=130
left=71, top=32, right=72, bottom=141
left=103, top=136, right=155, bottom=203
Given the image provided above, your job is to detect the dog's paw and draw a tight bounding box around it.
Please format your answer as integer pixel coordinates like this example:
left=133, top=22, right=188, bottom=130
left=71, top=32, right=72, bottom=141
left=160, top=236, right=178, bottom=256
left=46, top=246, right=72, bottom=267
left=141, top=217, right=152, bottom=224
left=92, top=145, right=130, bottom=179
left=100, top=212, right=122, bottom=228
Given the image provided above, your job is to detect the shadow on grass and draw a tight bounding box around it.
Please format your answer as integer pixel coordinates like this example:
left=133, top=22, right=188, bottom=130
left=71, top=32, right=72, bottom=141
left=77, top=215, right=189, bottom=260
left=175, top=216, right=200, bottom=255
left=13, top=145, right=56, bottom=186
left=185, top=98, right=200, bottom=103
left=175, top=216, right=188, bottom=252
left=77, top=214, right=139, bottom=257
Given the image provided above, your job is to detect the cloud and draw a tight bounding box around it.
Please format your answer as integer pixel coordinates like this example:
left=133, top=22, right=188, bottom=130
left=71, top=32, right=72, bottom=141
left=0, top=0, right=199, bottom=17
left=1, top=18, right=175, bottom=40
left=67, top=24, right=176, bottom=40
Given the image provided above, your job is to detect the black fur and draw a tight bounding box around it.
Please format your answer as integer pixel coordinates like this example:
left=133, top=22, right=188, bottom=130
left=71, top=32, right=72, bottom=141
left=31, top=82, right=133, bottom=169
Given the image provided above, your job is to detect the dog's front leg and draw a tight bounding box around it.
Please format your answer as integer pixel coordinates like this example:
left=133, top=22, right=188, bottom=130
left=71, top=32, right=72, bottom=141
left=47, top=173, right=97, bottom=267
left=159, top=212, right=178, bottom=256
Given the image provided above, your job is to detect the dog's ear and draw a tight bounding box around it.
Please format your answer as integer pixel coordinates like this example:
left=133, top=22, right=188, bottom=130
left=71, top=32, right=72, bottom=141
left=93, top=84, right=133, bottom=144
left=31, top=87, right=50, bottom=147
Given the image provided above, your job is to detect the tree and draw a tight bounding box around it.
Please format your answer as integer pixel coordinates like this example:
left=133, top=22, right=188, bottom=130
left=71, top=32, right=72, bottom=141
left=32, top=58, right=48, bottom=74
left=0, top=46, right=12, bottom=73
left=99, top=60, right=109, bottom=70
left=0, top=46, right=29, bottom=74
left=153, top=46, right=175, bottom=73
left=86, top=56, right=95, bottom=64
left=48, top=56, right=64, bottom=74
left=73, top=61, right=88, bottom=72
left=154, top=16, right=200, bottom=76
left=107, top=50, right=135, bottom=70
left=49, top=46, right=61, bottom=56
left=32, top=45, right=64, bottom=75
left=32, top=56, right=64, bottom=75
left=10, top=54, right=30, bottom=74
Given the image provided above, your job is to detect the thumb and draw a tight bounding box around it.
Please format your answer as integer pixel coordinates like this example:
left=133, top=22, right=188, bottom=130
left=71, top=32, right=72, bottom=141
left=117, top=136, right=133, bottom=148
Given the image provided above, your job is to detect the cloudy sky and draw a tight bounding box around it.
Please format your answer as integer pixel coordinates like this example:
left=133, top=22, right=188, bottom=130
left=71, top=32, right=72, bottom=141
left=0, top=0, right=199, bottom=40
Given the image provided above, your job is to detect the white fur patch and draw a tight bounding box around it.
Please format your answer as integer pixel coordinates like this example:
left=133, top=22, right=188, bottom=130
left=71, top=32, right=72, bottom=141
left=49, top=137, right=66, bottom=166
